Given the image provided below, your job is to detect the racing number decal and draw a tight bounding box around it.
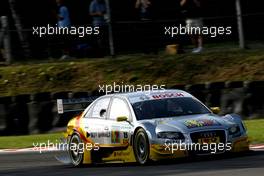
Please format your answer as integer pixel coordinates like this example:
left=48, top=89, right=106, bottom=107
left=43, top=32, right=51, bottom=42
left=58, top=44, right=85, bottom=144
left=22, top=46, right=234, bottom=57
left=111, top=131, right=120, bottom=143
left=124, top=132, right=128, bottom=138
left=123, top=132, right=129, bottom=144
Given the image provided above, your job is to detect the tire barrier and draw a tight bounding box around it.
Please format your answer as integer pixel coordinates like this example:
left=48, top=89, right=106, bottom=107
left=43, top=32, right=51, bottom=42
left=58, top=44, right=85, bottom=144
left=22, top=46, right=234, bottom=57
left=0, top=81, right=263, bottom=135
left=170, top=84, right=186, bottom=91
left=71, top=92, right=90, bottom=99
left=206, top=82, right=225, bottom=107
left=225, top=81, right=244, bottom=89
left=5, top=94, right=31, bottom=135
left=185, top=84, right=207, bottom=103
left=52, top=91, right=70, bottom=100
left=221, top=87, right=246, bottom=116
left=0, top=96, right=12, bottom=135
left=91, top=89, right=106, bottom=96
left=28, top=92, right=54, bottom=133
left=243, top=81, right=264, bottom=118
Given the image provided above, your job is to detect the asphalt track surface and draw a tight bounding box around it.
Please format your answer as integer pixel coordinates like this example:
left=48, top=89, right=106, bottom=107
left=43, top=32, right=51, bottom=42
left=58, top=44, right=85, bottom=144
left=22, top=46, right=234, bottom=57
left=0, top=150, right=264, bottom=176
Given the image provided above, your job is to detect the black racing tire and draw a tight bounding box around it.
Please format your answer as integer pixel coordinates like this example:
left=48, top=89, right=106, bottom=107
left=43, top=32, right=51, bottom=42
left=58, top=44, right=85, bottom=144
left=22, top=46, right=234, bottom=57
left=133, top=128, right=150, bottom=165
left=68, top=133, right=84, bottom=167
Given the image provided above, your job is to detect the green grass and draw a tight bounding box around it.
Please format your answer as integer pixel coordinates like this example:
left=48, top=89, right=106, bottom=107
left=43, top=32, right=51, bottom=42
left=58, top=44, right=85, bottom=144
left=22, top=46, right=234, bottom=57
left=0, top=133, right=63, bottom=149
left=0, top=119, right=263, bottom=149
left=0, top=48, right=264, bottom=97
left=245, top=119, right=264, bottom=144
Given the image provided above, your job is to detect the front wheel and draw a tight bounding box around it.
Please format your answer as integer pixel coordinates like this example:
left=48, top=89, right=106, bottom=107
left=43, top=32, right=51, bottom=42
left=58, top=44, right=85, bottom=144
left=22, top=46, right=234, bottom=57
left=133, top=129, right=150, bottom=165
left=68, top=133, right=84, bottom=166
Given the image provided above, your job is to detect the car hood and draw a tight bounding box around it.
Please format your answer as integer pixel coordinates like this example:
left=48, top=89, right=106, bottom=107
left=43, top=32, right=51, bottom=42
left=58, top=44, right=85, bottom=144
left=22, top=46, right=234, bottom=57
left=139, top=113, right=235, bottom=133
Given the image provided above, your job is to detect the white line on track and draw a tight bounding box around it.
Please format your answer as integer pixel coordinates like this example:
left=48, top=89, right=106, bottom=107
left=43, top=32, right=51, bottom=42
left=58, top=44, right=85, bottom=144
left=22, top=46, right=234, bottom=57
left=0, top=147, right=59, bottom=154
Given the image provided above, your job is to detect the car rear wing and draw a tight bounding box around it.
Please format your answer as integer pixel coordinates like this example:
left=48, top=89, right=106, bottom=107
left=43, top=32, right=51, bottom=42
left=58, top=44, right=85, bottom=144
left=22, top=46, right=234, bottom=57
left=57, top=97, right=98, bottom=114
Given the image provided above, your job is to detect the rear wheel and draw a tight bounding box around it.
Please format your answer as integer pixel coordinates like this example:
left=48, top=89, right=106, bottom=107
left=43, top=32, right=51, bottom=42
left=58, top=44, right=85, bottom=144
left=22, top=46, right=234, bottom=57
left=68, top=133, right=84, bottom=166
left=133, top=129, right=150, bottom=165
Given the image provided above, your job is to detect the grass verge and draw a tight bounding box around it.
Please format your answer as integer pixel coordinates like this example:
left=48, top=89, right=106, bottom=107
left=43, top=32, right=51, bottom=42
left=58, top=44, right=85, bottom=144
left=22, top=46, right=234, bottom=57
left=0, top=133, right=63, bottom=149
left=0, top=48, right=264, bottom=96
left=245, top=119, right=264, bottom=144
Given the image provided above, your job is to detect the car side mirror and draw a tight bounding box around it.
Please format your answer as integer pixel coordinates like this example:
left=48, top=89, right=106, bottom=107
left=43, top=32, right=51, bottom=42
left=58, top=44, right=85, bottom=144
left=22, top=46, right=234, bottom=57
left=117, top=116, right=128, bottom=122
left=210, top=107, right=221, bottom=114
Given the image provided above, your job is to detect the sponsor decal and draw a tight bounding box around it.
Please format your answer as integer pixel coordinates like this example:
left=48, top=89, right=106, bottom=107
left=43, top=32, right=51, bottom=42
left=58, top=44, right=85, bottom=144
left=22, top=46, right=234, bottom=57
left=151, top=93, right=184, bottom=99
left=90, top=132, right=111, bottom=138
left=111, top=131, right=120, bottom=143
left=113, top=151, right=130, bottom=157
left=111, top=125, right=131, bottom=130
left=99, top=132, right=111, bottom=138
left=123, top=139, right=129, bottom=144
left=151, top=92, right=184, bottom=99
left=184, top=119, right=221, bottom=128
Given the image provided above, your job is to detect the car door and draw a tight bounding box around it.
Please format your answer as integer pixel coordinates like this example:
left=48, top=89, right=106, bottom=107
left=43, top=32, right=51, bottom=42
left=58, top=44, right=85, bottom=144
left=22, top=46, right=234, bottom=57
left=82, top=97, right=111, bottom=145
left=107, top=97, right=133, bottom=146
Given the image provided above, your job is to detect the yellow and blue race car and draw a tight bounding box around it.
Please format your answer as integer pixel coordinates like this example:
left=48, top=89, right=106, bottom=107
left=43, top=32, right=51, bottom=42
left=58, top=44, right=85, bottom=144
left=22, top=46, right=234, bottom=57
left=58, top=89, right=249, bottom=166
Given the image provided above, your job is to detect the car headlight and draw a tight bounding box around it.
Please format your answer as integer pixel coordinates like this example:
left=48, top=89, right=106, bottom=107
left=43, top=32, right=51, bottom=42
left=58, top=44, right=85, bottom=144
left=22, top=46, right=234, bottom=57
left=157, top=132, right=185, bottom=140
left=228, top=125, right=241, bottom=136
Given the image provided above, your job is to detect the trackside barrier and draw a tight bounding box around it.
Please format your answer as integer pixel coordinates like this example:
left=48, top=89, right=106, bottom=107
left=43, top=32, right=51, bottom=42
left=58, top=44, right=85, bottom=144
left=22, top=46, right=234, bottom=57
left=185, top=84, right=206, bottom=103
left=0, top=81, right=263, bottom=135
left=57, top=97, right=98, bottom=115
left=28, top=92, right=53, bottom=133
left=0, top=96, right=12, bottom=135
left=6, top=94, right=31, bottom=135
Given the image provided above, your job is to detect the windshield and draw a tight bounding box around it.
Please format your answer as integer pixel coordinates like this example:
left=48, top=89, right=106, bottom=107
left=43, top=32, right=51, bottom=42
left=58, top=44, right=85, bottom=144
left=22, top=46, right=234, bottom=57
left=132, top=97, right=210, bottom=120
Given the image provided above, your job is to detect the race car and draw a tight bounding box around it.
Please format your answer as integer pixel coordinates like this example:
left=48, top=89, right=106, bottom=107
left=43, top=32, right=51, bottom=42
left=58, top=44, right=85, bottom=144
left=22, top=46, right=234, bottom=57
left=60, top=89, right=249, bottom=166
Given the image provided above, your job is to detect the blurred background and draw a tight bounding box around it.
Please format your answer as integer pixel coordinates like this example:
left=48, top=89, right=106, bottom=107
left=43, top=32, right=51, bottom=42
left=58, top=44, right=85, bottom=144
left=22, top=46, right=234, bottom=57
left=0, top=0, right=263, bottom=59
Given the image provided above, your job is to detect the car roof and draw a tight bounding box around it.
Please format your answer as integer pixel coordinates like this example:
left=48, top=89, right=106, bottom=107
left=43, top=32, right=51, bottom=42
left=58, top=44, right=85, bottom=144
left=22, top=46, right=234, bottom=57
left=106, top=89, right=194, bottom=104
